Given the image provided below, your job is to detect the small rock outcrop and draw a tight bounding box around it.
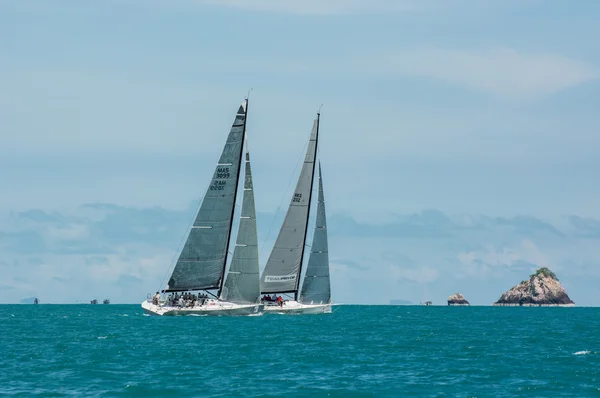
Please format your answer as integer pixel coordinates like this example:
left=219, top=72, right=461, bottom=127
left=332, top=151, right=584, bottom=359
left=447, top=293, right=470, bottom=306
left=493, top=267, right=574, bottom=306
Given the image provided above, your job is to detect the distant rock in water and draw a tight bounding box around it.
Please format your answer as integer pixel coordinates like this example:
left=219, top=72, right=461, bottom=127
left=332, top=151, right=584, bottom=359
left=447, top=293, right=470, bottom=306
left=20, top=297, right=37, bottom=304
left=494, top=267, right=575, bottom=306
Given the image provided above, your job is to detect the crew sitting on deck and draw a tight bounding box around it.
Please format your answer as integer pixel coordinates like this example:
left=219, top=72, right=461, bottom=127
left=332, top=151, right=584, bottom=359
left=162, top=292, right=209, bottom=307
left=152, top=292, right=160, bottom=305
left=261, top=294, right=285, bottom=305
left=164, top=292, right=206, bottom=308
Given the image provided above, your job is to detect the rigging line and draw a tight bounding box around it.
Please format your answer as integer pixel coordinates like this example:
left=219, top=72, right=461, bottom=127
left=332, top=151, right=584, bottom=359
left=258, top=136, right=311, bottom=256
left=157, top=172, right=215, bottom=293
left=294, top=111, right=319, bottom=300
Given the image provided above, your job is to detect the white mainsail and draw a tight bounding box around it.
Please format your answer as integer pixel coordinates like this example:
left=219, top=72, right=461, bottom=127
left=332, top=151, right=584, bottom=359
left=260, top=115, right=319, bottom=296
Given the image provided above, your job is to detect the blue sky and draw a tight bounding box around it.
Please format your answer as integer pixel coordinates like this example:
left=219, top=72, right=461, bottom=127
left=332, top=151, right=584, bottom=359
left=1, top=0, right=599, bottom=304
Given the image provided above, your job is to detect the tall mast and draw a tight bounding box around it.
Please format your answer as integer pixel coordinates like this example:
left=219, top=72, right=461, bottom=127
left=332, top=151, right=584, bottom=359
left=294, top=111, right=319, bottom=300
left=218, top=98, right=248, bottom=297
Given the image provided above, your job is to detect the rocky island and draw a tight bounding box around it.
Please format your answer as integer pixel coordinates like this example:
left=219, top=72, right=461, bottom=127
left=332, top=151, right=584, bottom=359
left=447, top=293, right=470, bottom=306
left=493, top=267, right=575, bottom=306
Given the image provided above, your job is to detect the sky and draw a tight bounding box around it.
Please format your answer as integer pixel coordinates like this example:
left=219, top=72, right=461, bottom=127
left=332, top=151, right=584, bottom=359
left=1, top=0, right=599, bottom=305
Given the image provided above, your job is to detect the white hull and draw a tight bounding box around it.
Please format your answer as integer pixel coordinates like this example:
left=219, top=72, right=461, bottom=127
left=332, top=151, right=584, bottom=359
left=141, top=299, right=264, bottom=316
left=262, top=300, right=332, bottom=315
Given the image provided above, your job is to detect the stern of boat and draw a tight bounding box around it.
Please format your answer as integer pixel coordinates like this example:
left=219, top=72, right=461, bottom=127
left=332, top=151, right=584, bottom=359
left=141, top=299, right=167, bottom=316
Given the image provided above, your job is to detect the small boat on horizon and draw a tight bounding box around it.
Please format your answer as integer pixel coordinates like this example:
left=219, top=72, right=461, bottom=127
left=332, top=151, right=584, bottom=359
left=103, top=299, right=110, bottom=304
left=90, top=299, right=98, bottom=304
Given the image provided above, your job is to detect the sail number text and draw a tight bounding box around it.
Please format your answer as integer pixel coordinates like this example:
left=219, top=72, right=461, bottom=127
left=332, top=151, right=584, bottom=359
left=216, top=167, right=230, bottom=179
left=292, top=193, right=303, bottom=203
left=210, top=180, right=227, bottom=191
left=210, top=167, right=230, bottom=191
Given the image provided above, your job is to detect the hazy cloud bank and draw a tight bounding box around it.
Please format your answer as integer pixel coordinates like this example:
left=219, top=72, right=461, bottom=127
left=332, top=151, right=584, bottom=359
left=1, top=204, right=598, bottom=305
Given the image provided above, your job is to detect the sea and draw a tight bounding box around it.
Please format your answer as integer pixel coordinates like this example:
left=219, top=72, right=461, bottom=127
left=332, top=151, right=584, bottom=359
left=1, top=305, right=598, bottom=397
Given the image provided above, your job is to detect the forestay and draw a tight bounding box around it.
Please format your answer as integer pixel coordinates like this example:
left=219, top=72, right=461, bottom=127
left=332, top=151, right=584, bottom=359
left=299, top=163, right=331, bottom=304
left=166, top=103, right=246, bottom=292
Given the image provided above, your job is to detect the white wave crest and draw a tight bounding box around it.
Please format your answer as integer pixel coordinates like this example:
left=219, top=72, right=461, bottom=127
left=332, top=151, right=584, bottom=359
left=573, top=350, right=591, bottom=356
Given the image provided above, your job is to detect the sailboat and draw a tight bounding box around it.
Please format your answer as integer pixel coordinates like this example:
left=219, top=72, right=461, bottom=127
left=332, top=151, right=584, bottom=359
left=141, top=99, right=263, bottom=316
left=259, top=112, right=332, bottom=314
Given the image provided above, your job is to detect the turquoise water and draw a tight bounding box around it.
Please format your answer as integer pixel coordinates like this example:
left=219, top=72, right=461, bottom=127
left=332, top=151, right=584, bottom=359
left=1, top=305, right=598, bottom=397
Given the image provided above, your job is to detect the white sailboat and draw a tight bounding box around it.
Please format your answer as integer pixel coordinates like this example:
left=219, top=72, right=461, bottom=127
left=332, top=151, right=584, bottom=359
left=259, top=112, right=332, bottom=314
left=142, top=99, right=263, bottom=316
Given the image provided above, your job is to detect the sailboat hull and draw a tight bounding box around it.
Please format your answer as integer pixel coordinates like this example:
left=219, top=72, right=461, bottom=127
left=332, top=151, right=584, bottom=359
left=141, top=300, right=264, bottom=316
left=263, top=300, right=332, bottom=315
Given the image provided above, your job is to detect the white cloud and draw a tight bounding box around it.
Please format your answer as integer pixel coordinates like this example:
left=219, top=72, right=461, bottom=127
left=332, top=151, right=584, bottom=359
left=389, top=265, right=439, bottom=284
left=45, top=224, right=90, bottom=241
left=382, top=47, right=597, bottom=100
left=3, top=205, right=600, bottom=305
left=458, top=239, right=552, bottom=272
left=0, top=250, right=173, bottom=304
